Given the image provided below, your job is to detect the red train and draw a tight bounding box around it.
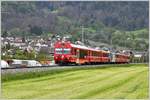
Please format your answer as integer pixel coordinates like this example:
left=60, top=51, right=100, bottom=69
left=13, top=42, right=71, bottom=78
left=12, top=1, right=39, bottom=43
left=54, top=40, right=130, bottom=65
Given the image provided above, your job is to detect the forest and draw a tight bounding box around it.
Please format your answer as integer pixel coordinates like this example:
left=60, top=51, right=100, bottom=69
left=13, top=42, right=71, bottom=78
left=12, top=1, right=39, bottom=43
left=1, top=1, right=149, bottom=51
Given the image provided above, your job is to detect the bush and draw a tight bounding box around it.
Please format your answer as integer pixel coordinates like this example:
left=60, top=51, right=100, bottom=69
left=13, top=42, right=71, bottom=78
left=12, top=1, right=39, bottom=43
left=36, top=53, right=53, bottom=61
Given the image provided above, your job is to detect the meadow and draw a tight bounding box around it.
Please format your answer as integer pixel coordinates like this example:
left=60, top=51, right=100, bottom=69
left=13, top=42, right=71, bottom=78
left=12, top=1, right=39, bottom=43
left=2, top=64, right=149, bottom=99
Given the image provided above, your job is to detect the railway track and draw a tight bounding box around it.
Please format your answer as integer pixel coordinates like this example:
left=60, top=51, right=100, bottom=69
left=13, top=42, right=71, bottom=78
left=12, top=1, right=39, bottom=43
left=1, top=63, right=145, bottom=75
left=1, top=65, right=57, bottom=69
left=1, top=63, right=118, bottom=70
left=1, top=64, right=115, bottom=74
left=1, top=63, right=108, bottom=70
left=1, top=65, right=59, bottom=74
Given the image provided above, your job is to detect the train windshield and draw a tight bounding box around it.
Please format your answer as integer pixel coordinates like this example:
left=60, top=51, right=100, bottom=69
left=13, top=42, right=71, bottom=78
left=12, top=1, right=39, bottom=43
left=55, top=48, right=71, bottom=54
left=55, top=48, right=63, bottom=54
left=63, top=48, right=71, bottom=54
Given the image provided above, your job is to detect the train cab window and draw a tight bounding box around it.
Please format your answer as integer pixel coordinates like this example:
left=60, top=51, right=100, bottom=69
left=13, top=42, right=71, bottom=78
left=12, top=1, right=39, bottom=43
left=55, top=48, right=62, bottom=54
left=63, top=48, right=71, bottom=54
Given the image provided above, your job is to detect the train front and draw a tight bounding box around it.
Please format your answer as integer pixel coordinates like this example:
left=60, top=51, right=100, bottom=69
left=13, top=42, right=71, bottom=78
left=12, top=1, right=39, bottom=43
left=54, top=41, right=72, bottom=65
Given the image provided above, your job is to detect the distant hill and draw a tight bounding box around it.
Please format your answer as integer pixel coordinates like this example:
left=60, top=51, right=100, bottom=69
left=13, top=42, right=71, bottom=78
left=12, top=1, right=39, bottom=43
left=1, top=1, right=149, bottom=51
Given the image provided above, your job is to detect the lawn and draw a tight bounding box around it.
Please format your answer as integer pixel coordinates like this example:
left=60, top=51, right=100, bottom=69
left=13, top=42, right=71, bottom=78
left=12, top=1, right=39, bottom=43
left=1, top=64, right=149, bottom=99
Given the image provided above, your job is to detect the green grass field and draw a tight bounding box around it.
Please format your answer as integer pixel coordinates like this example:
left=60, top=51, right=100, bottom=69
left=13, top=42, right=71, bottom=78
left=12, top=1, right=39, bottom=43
left=2, top=64, right=149, bottom=99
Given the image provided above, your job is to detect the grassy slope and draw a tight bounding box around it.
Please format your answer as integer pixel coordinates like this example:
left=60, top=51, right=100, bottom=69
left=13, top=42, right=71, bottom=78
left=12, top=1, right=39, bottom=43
left=2, top=64, right=149, bottom=99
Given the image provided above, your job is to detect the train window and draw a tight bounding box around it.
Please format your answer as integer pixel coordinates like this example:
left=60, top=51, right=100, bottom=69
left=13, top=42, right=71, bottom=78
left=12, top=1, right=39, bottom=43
left=107, top=53, right=109, bottom=57
left=116, top=55, right=118, bottom=58
left=93, top=51, right=97, bottom=56
left=99, top=52, right=102, bottom=57
left=71, top=48, right=76, bottom=55
left=103, top=53, right=109, bottom=57
left=96, top=52, right=99, bottom=57
left=103, top=53, right=105, bottom=57
left=109, top=53, right=112, bottom=59
left=71, top=48, right=74, bottom=54
left=63, top=48, right=71, bottom=54
left=73, top=48, right=77, bottom=55
left=55, top=48, right=62, bottom=54
left=80, top=50, right=88, bottom=58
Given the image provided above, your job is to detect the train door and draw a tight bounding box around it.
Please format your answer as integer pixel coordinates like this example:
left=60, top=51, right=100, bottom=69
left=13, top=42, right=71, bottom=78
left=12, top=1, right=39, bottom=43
left=111, top=53, right=116, bottom=63
left=88, top=50, right=90, bottom=62
left=76, top=49, right=80, bottom=64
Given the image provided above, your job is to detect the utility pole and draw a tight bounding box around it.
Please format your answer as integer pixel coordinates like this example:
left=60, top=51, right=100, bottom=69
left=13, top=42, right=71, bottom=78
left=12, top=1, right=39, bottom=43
left=125, top=38, right=130, bottom=50
left=81, top=25, right=84, bottom=44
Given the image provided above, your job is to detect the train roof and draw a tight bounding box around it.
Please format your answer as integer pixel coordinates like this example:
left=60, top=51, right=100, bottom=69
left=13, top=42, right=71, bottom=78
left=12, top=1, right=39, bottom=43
left=55, top=41, right=110, bottom=53
left=70, top=44, right=89, bottom=50
left=70, top=43, right=109, bottom=53
left=115, top=53, right=130, bottom=56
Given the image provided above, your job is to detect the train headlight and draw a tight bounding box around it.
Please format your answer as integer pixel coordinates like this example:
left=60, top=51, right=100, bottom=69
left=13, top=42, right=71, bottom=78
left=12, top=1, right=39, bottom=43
left=62, top=55, right=64, bottom=58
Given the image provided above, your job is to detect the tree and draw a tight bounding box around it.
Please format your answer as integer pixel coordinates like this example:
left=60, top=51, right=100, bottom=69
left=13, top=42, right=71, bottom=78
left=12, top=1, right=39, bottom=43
left=29, top=25, right=43, bottom=35
left=2, top=30, right=8, bottom=37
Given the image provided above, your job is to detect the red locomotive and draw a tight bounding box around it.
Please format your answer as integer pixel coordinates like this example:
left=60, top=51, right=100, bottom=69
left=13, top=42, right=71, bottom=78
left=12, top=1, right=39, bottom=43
left=54, top=40, right=130, bottom=65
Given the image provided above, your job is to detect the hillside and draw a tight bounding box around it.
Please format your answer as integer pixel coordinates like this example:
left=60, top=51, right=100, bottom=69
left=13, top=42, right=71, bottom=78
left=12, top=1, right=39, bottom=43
left=1, top=1, right=149, bottom=51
